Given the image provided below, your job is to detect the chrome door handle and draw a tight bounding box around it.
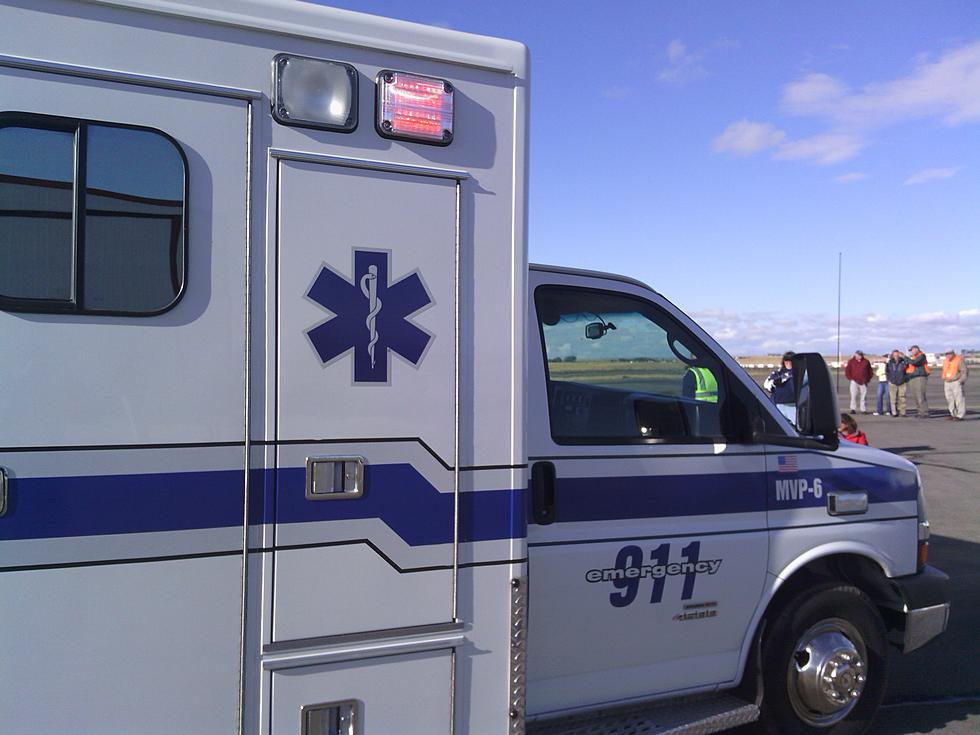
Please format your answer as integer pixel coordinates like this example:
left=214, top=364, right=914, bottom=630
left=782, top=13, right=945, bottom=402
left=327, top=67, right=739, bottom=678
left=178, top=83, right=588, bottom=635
left=0, top=467, right=7, bottom=517
left=305, top=456, right=365, bottom=500
left=827, top=490, right=868, bottom=516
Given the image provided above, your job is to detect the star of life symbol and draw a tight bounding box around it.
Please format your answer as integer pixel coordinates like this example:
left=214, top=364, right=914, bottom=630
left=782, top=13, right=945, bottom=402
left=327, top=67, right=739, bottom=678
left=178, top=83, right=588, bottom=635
left=306, top=249, right=433, bottom=384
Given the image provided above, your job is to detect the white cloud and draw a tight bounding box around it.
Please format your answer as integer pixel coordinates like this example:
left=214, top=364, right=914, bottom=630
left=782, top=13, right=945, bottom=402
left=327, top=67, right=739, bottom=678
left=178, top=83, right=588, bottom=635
left=658, top=39, right=707, bottom=84
left=712, top=120, right=785, bottom=155
left=691, top=308, right=980, bottom=356
left=834, top=172, right=869, bottom=183
left=771, top=132, right=866, bottom=165
left=781, top=72, right=849, bottom=116
left=714, top=39, right=980, bottom=167
left=713, top=124, right=864, bottom=165
left=781, top=41, right=980, bottom=127
left=904, top=166, right=962, bottom=185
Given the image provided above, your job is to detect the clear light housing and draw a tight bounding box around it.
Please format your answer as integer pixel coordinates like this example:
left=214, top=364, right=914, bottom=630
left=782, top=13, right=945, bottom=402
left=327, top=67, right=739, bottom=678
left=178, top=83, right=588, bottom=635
left=376, top=70, right=454, bottom=145
left=273, top=54, right=357, bottom=132
left=916, top=472, right=930, bottom=569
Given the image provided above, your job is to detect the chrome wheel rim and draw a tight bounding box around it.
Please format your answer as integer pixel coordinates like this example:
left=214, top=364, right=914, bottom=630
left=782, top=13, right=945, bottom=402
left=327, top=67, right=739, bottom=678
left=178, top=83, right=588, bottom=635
left=787, top=618, right=868, bottom=727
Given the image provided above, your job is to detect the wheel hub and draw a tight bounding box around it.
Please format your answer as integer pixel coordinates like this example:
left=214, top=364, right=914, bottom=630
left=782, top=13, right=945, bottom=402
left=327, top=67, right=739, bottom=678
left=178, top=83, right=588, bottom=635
left=788, top=620, right=868, bottom=726
left=817, top=641, right=866, bottom=706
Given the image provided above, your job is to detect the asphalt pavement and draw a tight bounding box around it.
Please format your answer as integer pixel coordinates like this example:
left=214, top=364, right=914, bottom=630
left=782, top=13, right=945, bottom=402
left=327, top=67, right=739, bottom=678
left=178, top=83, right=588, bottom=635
left=735, top=376, right=980, bottom=735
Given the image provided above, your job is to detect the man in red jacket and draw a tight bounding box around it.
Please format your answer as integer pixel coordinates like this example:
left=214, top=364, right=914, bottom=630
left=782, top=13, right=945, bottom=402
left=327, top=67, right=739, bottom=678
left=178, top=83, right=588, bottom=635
left=845, top=350, right=873, bottom=413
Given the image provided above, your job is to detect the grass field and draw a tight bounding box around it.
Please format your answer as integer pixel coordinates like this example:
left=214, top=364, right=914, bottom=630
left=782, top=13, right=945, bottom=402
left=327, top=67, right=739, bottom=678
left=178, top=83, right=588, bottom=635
left=547, top=359, right=689, bottom=396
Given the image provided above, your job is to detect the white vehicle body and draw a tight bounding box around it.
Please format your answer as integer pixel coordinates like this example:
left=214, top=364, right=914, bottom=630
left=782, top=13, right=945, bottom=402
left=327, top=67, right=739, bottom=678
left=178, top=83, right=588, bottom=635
left=0, top=3, right=948, bottom=734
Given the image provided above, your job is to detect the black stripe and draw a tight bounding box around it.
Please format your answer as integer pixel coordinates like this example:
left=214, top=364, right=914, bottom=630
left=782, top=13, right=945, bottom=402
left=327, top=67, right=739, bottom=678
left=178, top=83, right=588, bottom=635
left=529, top=450, right=769, bottom=461
left=460, top=463, right=527, bottom=471
left=0, top=440, right=245, bottom=453
left=529, top=526, right=769, bottom=548
left=458, top=557, right=528, bottom=569
left=0, top=438, right=521, bottom=472
left=528, top=448, right=911, bottom=473
left=769, top=515, right=918, bottom=531
left=255, top=539, right=527, bottom=573
left=275, top=436, right=453, bottom=470
left=255, top=538, right=449, bottom=573
left=0, top=548, right=240, bottom=574
left=0, top=441, right=904, bottom=473
left=0, top=541, right=526, bottom=576
left=528, top=514, right=918, bottom=549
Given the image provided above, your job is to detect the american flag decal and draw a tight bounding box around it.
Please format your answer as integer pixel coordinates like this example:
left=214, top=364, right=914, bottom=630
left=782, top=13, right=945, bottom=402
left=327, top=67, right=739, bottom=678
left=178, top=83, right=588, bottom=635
left=777, top=455, right=798, bottom=473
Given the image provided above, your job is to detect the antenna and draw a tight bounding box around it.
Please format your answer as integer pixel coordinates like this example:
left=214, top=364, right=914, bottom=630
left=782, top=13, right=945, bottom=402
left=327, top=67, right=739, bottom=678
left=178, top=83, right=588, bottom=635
left=836, top=252, right=842, bottom=395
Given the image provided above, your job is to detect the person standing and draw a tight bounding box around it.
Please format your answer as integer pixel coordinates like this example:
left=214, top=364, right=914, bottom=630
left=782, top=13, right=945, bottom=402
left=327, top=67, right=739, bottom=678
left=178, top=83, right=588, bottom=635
left=764, top=351, right=796, bottom=423
left=886, top=349, right=909, bottom=417
left=906, top=345, right=930, bottom=419
left=873, top=355, right=891, bottom=416
left=845, top=350, right=873, bottom=413
left=941, top=349, right=968, bottom=420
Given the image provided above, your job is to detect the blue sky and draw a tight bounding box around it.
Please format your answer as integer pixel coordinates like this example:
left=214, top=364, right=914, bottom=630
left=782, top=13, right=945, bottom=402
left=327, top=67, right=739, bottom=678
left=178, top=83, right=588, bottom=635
left=321, top=1, right=979, bottom=356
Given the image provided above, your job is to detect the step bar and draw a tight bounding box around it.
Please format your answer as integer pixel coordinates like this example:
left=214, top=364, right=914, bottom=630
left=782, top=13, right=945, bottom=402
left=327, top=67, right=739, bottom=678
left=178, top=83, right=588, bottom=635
left=526, top=693, right=760, bottom=735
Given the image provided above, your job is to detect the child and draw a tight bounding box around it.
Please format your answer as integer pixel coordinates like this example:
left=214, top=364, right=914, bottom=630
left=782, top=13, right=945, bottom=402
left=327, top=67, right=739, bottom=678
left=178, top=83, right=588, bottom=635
left=839, top=412, right=868, bottom=445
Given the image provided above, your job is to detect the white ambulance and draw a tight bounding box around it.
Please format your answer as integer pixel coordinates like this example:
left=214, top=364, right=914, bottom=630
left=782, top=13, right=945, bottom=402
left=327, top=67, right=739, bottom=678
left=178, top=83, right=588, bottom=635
left=0, top=2, right=949, bottom=734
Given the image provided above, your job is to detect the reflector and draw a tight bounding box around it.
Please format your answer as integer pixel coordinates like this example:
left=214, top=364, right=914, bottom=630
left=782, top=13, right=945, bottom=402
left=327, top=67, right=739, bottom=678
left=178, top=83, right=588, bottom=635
left=376, top=70, right=454, bottom=145
left=273, top=54, right=357, bottom=132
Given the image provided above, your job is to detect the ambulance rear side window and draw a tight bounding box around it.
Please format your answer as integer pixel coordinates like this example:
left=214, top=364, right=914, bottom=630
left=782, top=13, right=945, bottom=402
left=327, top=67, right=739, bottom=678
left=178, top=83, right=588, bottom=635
left=0, top=113, right=187, bottom=315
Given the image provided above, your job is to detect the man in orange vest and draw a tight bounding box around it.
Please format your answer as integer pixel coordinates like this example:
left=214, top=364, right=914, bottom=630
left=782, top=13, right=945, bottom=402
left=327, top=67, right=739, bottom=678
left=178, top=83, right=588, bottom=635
left=906, top=345, right=930, bottom=419
left=941, top=349, right=968, bottom=420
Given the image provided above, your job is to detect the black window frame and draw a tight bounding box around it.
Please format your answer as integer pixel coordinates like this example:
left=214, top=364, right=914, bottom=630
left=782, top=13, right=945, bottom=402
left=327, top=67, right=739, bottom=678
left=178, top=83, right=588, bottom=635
left=534, top=284, right=757, bottom=447
left=0, top=111, right=189, bottom=317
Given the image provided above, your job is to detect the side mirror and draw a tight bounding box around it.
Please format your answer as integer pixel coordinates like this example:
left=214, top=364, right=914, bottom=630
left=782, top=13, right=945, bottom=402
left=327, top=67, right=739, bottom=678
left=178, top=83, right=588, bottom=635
left=791, top=352, right=839, bottom=448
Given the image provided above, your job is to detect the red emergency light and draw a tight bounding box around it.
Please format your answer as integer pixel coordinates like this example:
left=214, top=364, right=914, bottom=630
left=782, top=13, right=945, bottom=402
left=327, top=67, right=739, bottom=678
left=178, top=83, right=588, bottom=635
left=376, top=70, right=454, bottom=145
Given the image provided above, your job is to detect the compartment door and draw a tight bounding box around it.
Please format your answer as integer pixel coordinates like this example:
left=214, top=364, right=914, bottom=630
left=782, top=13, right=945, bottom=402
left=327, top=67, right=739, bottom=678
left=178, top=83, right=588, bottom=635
left=275, top=161, right=458, bottom=642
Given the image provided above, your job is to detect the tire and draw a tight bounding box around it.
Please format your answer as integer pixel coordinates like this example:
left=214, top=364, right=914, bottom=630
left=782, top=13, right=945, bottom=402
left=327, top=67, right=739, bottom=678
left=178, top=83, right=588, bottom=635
left=759, top=584, right=888, bottom=735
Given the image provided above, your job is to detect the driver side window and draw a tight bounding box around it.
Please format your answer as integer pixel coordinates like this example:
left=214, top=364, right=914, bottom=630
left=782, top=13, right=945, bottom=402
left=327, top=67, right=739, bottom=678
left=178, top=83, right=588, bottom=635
left=536, top=285, right=730, bottom=444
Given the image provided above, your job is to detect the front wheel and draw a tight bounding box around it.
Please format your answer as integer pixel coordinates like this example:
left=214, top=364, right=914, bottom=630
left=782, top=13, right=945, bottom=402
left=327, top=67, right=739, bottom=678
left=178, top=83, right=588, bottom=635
left=759, top=584, right=888, bottom=735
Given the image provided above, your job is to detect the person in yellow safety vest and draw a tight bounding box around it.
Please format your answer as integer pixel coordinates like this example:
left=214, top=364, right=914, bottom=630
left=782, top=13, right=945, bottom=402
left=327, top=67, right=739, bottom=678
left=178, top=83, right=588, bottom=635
left=941, top=349, right=968, bottom=420
left=683, top=366, right=718, bottom=403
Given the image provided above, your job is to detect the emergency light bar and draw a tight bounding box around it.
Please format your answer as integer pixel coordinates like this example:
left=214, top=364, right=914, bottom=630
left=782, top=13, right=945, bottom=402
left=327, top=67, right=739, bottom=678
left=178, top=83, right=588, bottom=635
left=273, top=54, right=357, bottom=132
left=376, top=70, right=454, bottom=145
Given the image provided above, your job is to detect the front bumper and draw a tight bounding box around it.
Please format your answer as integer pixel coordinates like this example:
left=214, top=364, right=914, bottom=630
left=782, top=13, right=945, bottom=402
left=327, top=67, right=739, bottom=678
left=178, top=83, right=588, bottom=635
left=891, top=565, right=951, bottom=653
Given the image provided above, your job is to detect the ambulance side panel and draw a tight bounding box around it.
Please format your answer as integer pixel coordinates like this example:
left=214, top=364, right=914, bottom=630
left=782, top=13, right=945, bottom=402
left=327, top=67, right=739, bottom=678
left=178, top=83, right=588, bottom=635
left=0, top=3, right=529, bottom=734
left=0, top=61, right=248, bottom=734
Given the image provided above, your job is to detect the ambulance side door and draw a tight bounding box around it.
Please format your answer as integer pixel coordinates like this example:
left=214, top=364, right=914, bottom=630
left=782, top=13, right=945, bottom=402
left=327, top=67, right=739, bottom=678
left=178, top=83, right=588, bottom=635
left=525, top=270, right=770, bottom=716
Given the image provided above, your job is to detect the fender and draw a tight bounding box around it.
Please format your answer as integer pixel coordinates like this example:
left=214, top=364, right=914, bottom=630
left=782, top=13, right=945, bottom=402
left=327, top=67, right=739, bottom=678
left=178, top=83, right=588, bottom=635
left=731, top=541, right=894, bottom=688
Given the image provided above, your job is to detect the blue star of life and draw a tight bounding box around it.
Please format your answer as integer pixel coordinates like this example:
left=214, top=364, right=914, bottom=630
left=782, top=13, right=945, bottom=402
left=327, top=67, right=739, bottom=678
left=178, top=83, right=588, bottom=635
left=306, top=249, right=433, bottom=384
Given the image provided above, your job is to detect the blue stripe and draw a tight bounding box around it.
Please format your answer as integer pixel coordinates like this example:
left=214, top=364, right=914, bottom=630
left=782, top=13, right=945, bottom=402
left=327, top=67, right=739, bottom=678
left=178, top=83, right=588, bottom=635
left=528, top=465, right=916, bottom=526
left=0, top=469, right=244, bottom=542
left=0, top=463, right=914, bottom=544
left=546, top=472, right=767, bottom=525
left=275, top=464, right=525, bottom=545
left=768, top=466, right=917, bottom=509
left=0, top=465, right=525, bottom=546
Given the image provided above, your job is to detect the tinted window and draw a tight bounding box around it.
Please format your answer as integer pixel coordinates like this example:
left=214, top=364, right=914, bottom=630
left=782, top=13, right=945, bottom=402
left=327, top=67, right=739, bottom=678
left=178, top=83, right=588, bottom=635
left=536, top=286, right=732, bottom=444
left=0, top=114, right=186, bottom=315
left=0, top=126, right=75, bottom=301
left=84, top=126, right=185, bottom=312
